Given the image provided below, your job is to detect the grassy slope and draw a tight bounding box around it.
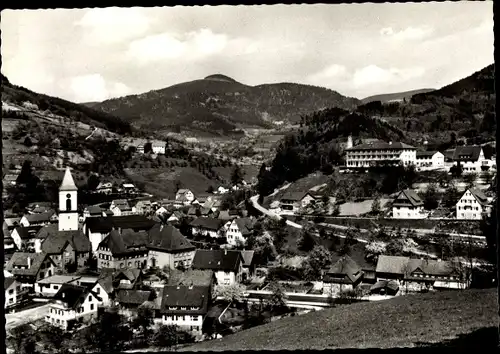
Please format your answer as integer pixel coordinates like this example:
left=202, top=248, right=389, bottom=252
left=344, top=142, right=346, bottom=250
left=362, top=88, right=435, bottom=104
left=184, top=288, right=497, bottom=351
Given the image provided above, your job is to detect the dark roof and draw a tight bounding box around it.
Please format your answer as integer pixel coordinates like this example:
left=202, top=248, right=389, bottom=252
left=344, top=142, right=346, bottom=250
left=5, top=277, right=16, bottom=290
left=97, top=274, right=114, bottom=294
left=465, top=188, right=490, bottom=206
left=111, top=199, right=132, bottom=211
left=167, top=269, right=214, bottom=287
left=324, top=255, right=364, bottom=284
left=84, top=215, right=156, bottom=233
left=99, top=229, right=149, bottom=256
left=416, top=151, right=441, bottom=158
left=115, top=268, right=142, bottom=282
left=453, top=146, right=483, bottom=162
left=160, top=285, right=210, bottom=315
left=13, top=226, right=43, bottom=240
left=407, top=259, right=456, bottom=277
left=234, top=218, right=255, bottom=236
left=23, top=211, right=54, bottom=224
left=6, top=252, right=53, bottom=278
left=191, top=250, right=242, bottom=272
left=115, top=289, right=151, bottom=305
left=392, top=189, right=424, bottom=207
left=280, top=191, right=309, bottom=202
left=347, top=141, right=416, bottom=151
left=148, top=224, right=195, bottom=252
left=31, top=206, right=54, bottom=214
left=189, top=217, right=225, bottom=231
left=40, top=225, right=91, bottom=254
left=53, top=284, right=91, bottom=309
left=86, top=205, right=103, bottom=215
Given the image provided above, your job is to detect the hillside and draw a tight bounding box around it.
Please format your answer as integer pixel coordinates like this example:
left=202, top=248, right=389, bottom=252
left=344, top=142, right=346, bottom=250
left=88, top=75, right=361, bottom=137
left=362, top=88, right=435, bottom=104
left=184, top=288, right=498, bottom=351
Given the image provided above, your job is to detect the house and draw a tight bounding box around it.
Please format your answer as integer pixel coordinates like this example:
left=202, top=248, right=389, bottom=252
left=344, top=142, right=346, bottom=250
left=452, top=145, right=486, bottom=173
left=110, top=199, right=133, bottom=216
left=35, top=274, right=83, bottom=297
left=10, top=225, right=43, bottom=251
left=5, top=252, right=57, bottom=289
left=4, top=233, right=16, bottom=251
left=191, top=249, right=244, bottom=285
left=69, top=276, right=112, bottom=307
left=392, top=189, right=426, bottom=219
left=115, top=289, right=152, bottom=311
left=3, top=217, right=21, bottom=234
left=370, top=280, right=400, bottom=296
left=176, top=189, right=195, bottom=205
left=122, top=183, right=137, bottom=193
left=20, top=211, right=55, bottom=227
left=217, top=210, right=237, bottom=222
left=83, top=205, right=105, bottom=220
left=159, top=285, right=211, bottom=335
left=225, top=217, right=256, bottom=246
left=30, top=205, right=55, bottom=215
left=133, top=200, right=153, bottom=215
left=375, top=255, right=411, bottom=282
left=190, top=217, right=226, bottom=238
left=167, top=211, right=184, bottom=223
left=345, top=140, right=417, bottom=169
left=83, top=215, right=156, bottom=252
left=188, top=206, right=214, bottom=217
left=3, top=173, right=19, bottom=186
left=5, top=277, right=22, bottom=309
left=279, top=191, right=316, bottom=215
left=240, top=250, right=256, bottom=281
left=155, top=206, right=169, bottom=216
left=96, top=224, right=195, bottom=270
left=456, top=188, right=491, bottom=220
left=216, top=186, right=229, bottom=194
left=45, top=284, right=100, bottom=331
left=415, top=151, right=445, bottom=171
left=37, top=224, right=92, bottom=270
left=96, top=182, right=113, bottom=194
left=322, top=255, right=364, bottom=295
left=152, top=142, right=166, bottom=155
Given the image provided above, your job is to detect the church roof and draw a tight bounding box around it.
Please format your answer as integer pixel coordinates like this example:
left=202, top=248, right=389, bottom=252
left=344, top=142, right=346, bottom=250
left=59, top=167, right=78, bottom=191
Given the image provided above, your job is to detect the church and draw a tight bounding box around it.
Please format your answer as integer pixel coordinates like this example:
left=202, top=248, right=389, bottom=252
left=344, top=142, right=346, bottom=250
left=35, top=167, right=91, bottom=270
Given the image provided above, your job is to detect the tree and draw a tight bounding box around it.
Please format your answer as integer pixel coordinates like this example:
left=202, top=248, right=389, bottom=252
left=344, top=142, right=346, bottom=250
left=132, top=306, right=155, bottom=343
left=331, top=203, right=340, bottom=216
left=231, top=164, right=245, bottom=186
left=38, top=325, right=69, bottom=353
left=302, top=245, right=331, bottom=280
left=144, top=142, right=153, bottom=154
left=87, top=309, right=132, bottom=352
left=86, top=174, right=100, bottom=191
left=7, top=323, right=40, bottom=354
left=297, top=227, right=316, bottom=252
left=371, top=195, right=381, bottom=215
left=422, top=183, right=439, bottom=210
left=365, top=241, right=387, bottom=263
left=153, top=325, right=179, bottom=349
left=267, top=281, right=287, bottom=311
left=215, top=283, right=245, bottom=303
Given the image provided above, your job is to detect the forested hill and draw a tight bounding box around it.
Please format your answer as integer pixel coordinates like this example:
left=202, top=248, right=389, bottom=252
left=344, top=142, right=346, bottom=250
left=1, top=74, right=133, bottom=135
left=87, top=74, right=361, bottom=137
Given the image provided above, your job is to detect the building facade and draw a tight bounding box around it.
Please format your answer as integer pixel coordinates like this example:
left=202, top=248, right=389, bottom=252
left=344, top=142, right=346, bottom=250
left=415, top=151, right=445, bottom=171
left=456, top=188, right=491, bottom=220
left=346, top=141, right=417, bottom=168
left=392, top=189, right=426, bottom=219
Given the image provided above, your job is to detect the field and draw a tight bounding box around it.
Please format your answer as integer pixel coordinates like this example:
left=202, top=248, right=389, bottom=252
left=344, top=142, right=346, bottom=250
left=182, top=288, right=498, bottom=350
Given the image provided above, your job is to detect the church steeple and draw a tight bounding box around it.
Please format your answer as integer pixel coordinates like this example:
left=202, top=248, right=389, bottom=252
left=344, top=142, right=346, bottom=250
left=58, top=167, right=79, bottom=231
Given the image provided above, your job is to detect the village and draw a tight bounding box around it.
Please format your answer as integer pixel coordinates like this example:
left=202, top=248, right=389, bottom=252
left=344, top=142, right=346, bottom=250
left=3, top=133, right=497, bottom=351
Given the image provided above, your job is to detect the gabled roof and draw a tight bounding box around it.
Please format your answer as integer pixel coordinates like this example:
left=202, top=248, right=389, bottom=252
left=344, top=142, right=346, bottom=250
left=86, top=205, right=103, bottom=215
left=324, top=255, right=364, bottom=284
left=4, top=217, right=21, bottom=228
left=176, top=189, right=192, bottom=195
left=347, top=141, right=416, bottom=151
left=115, top=289, right=151, bottom=305
left=59, top=167, right=78, bottom=191
left=191, top=250, right=242, bottom=272
left=160, top=285, right=210, bottom=315
left=393, top=189, right=424, bottom=207
left=416, top=151, right=442, bottom=158
left=5, top=277, right=16, bottom=290
left=453, top=145, right=483, bottom=162
left=22, top=211, right=55, bottom=224
left=167, top=269, right=214, bottom=287
left=31, top=206, right=54, bottom=214
left=462, top=188, right=490, bottom=207
left=280, top=191, right=310, bottom=202
left=135, top=200, right=152, bottom=207
left=12, top=226, right=43, bottom=240
left=53, top=284, right=92, bottom=309
left=111, top=199, right=132, bottom=211
left=376, top=255, right=410, bottom=275
left=189, top=217, right=225, bottom=231
left=370, top=280, right=399, bottom=292
left=148, top=224, right=195, bottom=253
left=99, top=229, right=149, bottom=256
left=240, top=250, right=255, bottom=267
left=37, top=275, right=82, bottom=285
left=407, top=259, right=456, bottom=277
left=115, top=268, right=142, bottom=282
left=6, top=252, right=54, bottom=278
left=40, top=225, right=91, bottom=254
left=234, top=218, right=255, bottom=236
left=84, top=215, right=156, bottom=233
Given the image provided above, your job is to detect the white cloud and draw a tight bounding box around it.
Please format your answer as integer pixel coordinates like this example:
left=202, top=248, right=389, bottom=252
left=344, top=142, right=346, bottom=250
left=75, top=8, right=151, bottom=44
left=353, top=65, right=425, bottom=87
left=306, top=64, right=349, bottom=85
left=69, top=74, right=131, bottom=102
left=380, top=26, right=433, bottom=41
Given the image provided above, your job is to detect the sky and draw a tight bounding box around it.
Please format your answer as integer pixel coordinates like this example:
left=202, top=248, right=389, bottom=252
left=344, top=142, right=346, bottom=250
left=1, top=2, right=494, bottom=103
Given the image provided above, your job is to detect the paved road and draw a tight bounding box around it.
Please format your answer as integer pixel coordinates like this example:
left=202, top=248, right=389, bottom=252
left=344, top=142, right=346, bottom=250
left=250, top=195, right=303, bottom=229
left=5, top=304, right=51, bottom=331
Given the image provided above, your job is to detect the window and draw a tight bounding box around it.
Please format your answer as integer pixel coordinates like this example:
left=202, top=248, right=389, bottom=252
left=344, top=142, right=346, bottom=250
left=53, top=285, right=59, bottom=290
left=96, top=287, right=100, bottom=294
left=40, top=272, right=45, bottom=278
left=90, top=304, right=94, bottom=310
left=89, top=295, right=93, bottom=301
left=8, top=289, right=14, bottom=294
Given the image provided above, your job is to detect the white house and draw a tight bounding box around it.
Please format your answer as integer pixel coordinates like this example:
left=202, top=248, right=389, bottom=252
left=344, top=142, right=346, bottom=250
left=110, top=199, right=133, bottom=216
left=224, top=218, right=255, bottom=247
left=10, top=226, right=42, bottom=251
left=175, top=189, right=195, bottom=205
left=45, top=284, right=100, bottom=331
left=5, top=252, right=58, bottom=289
left=20, top=211, right=55, bottom=227
left=323, top=255, right=364, bottom=296
left=392, top=189, right=426, bottom=219
left=191, top=250, right=244, bottom=285
left=345, top=141, right=417, bottom=169
left=416, top=151, right=445, bottom=171
left=155, top=206, right=169, bottom=216
left=5, top=277, right=20, bottom=309
left=216, top=186, right=229, bottom=194
left=95, top=182, right=113, bottom=194
left=452, top=146, right=486, bottom=173
left=158, top=285, right=211, bottom=336
left=69, top=276, right=112, bottom=307
left=279, top=191, right=316, bottom=215
left=189, top=218, right=226, bottom=238
left=35, top=275, right=82, bottom=297
left=456, top=188, right=491, bottom=220
left=152, top=142, right=166, bottom=155
left=133, top=200, right=153, bottom=215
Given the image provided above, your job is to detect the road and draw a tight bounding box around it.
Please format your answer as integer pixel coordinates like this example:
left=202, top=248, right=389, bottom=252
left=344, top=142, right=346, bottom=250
left=250, top=195, right=303, bottom=229
left=5, top=304, right=51, bottom=331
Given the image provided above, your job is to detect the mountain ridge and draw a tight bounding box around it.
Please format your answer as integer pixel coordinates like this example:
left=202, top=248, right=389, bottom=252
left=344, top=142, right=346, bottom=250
left=362, top=88, right=436, bottom=104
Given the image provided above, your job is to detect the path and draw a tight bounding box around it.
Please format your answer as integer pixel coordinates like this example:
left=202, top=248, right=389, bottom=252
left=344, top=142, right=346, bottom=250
left=250, top=195, right=302, bottom=229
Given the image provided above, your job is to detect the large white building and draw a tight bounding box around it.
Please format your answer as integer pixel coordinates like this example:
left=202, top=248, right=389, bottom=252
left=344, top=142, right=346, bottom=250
left=59, top=167, right=80, bottom=231
left=345, top=141, right=417, bottom=168
left=456, top=188, right=491, bottom=220
left=450, top=146, right=487, bottom=174
left=392, top=189, right=426, bottom=219
left=415, top=151, right=445, bottom=171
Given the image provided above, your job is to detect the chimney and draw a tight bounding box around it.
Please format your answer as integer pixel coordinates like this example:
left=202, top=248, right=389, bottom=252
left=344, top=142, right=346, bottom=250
left=224, top=249, right=227, bottom=255
left=27, top=257, right=32, bottom=268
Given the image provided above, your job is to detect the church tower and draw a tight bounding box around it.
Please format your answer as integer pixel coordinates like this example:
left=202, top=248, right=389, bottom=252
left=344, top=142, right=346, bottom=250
left=59, top=167, right=79, bottom=231
left=347, top=135, right=353, bottom=149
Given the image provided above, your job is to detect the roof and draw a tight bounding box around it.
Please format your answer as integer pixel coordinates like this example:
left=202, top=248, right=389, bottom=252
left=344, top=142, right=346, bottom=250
left=53, top=284, right=91, bottom=309
left=393, top=189, right=424, bottom=207
left=122, top=183, right=135, bottom=188
left=135, top=200, right=152, bottom=207
left=5, top=277, right=16, bottom=290
left=375, top=255, right=410, bottom=275
left=22, top=211, right=54, bottom=224
left=31, top=206, right=54, bottom=214
left=115, top=268, right=142, bottom=282
left=40, top=225, right=91, bottom=254
left=240, top=250, right=255, bottom=267
left=217, top=210, right=236, bottom=221
left=190, top=217, right=225, bottom=231
left=463, top=188, right=490, bottom=206
left=324, top=255, right=364, bottom=284
left=6, top=252, right=53, bottom=277
left=37, top=275, right=82, bottom=285
left=86, top=205, right=103, bottom=215
left=4, top=217, right=21, bottom=228
left=115, top=289, right=151, bottom=305
left=148, top=224, right=195, bottom=252
left=99, top=229, right=149, bottom=256
left=347, top=141, right=416, bottom=151
left=281, top=191, right=310, bottom=202
left=176, top=189, right=192, bottom=195
left=59, top=167, right=78, bottom=191
left=160, top=285, right=210, bottom=315
left=111, top=199, right=132, bottom=211
left=407, top=259, right=456, bottom=277
left=416, top=151, right=441, bottom=158
left=12, top=226, right=43, bottom=240
left=370, top=280, right=399, bottom=292
left=84, top=215, right=156, bottom=233
left=167, top=269, right=214, bottom=287
left=191, top=250, right=242, bottom=272
left=97, top=275, right=114, bottom=294
left=453, top=146, right=483, bottom=162
left=234, top=218, right=255, bottom=236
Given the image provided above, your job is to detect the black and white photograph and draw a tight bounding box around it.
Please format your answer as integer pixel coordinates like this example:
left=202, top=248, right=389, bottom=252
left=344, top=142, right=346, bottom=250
left=1, top=1, right=497, bottom=352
